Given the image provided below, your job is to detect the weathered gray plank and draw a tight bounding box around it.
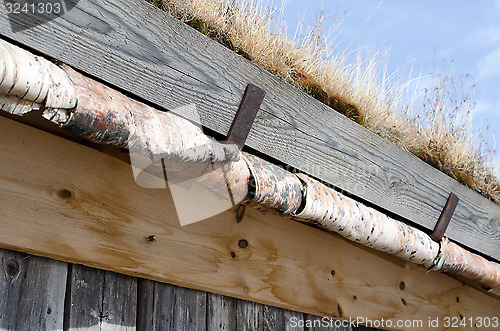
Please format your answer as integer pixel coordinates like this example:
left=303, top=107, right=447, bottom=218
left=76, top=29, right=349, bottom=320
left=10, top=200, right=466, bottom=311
left=137, top=280, right=207, bottom=331
left=236, top=300, right=316, bottom=331
left=207, top=294, right=311, bottom=331
left=236, top=299, right=263, bottom=330
left=207, top=293, right=237, bottom=331
left=207, top=292, right=308, bottom=331
left=67, top=264, right=137, bottom=330
left=173, top=285, right=208, bottom=331
left=67, top=266, right=105, bottom=329
left=0, top=248, right=67, bottom=330
left=102, top=269, right=138, bottom=330
left=0, top=0, right=498, bottom=259
left=137, top=279, right=175, bottom=330
left=263, top=305, right=285, bottom=331
left=284, top=310, right=306, bottom=331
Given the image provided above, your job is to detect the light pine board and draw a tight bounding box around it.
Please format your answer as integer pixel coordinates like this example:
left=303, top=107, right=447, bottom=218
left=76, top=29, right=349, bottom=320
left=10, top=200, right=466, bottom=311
left=0, top=0, right=498, bottom=259
left=0, top=248, right=381, bottom=330
left=0, top=116, right=498, bottom=330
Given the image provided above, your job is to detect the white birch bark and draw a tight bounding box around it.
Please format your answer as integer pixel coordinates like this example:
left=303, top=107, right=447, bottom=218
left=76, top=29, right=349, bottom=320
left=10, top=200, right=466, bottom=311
left=0, top=40, right=76, bottom=114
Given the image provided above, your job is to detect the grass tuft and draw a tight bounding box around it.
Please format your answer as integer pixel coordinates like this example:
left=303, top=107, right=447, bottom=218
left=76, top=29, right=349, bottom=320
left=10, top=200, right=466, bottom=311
left=148, top=0, right=500, bottom=204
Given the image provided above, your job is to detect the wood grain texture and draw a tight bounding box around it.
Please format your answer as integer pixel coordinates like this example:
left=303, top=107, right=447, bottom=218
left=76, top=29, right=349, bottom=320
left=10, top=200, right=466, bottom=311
left=263, top=305, right=285, bottom=331
left=284, top=310, right=306, bottom=331
left=0, top=0, right=497, bottom=259
left=67, top=264, right=137, bottom=330
left=0, top=247, right=342, bottom=331
left=0, top=249, right=67, bottom=330
left=0, top=117, right=498, bottom=330
left=236, top=299, right=263, bottom=331
left=137, top=280, right=208, bottom=331
left=207, top=293, right=237, bottom=331
left=137, top=279, right=176, bottom=331
left=173, top=286, right=208, bottom=330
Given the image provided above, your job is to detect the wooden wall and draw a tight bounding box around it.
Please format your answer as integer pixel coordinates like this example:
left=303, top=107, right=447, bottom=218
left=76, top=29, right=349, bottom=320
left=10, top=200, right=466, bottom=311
left=0, top=248, right=377, bottom=331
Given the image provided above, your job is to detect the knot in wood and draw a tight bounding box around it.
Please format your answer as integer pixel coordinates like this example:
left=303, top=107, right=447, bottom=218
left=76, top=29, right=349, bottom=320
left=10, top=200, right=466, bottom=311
left=58, top=189, right=72, bottom=199
left=4, top=258, right=21, bottom=281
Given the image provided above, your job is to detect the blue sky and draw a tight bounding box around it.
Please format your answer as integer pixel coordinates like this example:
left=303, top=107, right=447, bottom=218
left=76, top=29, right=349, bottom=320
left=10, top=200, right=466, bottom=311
left=269, top=0, right=500, bottom=176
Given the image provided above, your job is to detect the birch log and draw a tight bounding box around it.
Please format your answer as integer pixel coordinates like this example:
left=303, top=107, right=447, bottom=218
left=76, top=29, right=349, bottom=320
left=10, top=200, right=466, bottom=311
left=433, top=238, right=500, bottom=294
left=292, top=174, right=440, bottom=268
left=0, top=38, right=499, bottom=293
left=58, top=66, right=240, bottom=163
left=0, top=40, right=76, bottom=112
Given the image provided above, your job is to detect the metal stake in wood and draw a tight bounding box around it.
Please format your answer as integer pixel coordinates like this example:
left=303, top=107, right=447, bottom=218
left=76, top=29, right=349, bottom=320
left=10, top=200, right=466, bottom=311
left=227, top=84, right=266, bottom=150
left=431, top=193, right=459, bottom=242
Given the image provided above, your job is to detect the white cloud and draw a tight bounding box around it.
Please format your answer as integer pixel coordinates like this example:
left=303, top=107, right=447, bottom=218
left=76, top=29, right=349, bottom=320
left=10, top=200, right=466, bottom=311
left=434, top=46, right=453, bottom=61
left=476, top=47, right=500, bottom=80
left=473, top=25, right=500, bottom=45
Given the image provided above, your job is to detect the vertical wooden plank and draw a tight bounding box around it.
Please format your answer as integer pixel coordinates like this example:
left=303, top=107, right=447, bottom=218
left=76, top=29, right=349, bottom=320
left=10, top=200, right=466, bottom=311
left=207, top=293, right=237, bottom=331
left=137, top=279, right=175, bottom=331
left=67, top=264, right=137, bottom=330
left=263, top=305, right=285, bottom=330
left=236, top=299, right=263, bottom=330
left=0, top=248, right=67, bottom=330
left=173, top=286, right=208, bottom=331
left=137, top=279, right=158, bottom=331
left=137, top=280, right=208, bottom=331
left=102, top=271, right=138, bottom=330
left=208, top=295, right=307, bottom=331
left=68, top=264, right=104, bottom=329
left=284, top=309, right=305, bottom=331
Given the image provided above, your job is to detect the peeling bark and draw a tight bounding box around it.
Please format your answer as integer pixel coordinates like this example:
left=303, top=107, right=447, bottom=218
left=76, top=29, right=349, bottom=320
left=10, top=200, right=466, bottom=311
left=0, top=95, right=38, bottom=115
left=60, top=66, right=240, bottom=163
left=243, top=153, right=303, bottom=215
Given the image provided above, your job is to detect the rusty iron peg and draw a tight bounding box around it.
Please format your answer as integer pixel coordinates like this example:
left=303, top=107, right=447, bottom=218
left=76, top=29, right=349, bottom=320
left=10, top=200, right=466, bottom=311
left=227, top=84, right=266, bottom=150
left=226, top=84, right=265, bottom=216
left=431, top=193, right=459, bottom=242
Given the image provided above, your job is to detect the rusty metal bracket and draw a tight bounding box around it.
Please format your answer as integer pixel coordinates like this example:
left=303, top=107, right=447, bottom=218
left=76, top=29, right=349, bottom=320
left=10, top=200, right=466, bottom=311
left=227, top=84, right=266, bottom=150
left=431, top=193, right=459, bottom=242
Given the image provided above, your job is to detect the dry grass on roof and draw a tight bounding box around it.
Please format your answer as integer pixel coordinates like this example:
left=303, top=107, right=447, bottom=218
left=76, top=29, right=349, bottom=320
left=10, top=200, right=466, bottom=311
left=148, top=0, right=500, bottom=204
